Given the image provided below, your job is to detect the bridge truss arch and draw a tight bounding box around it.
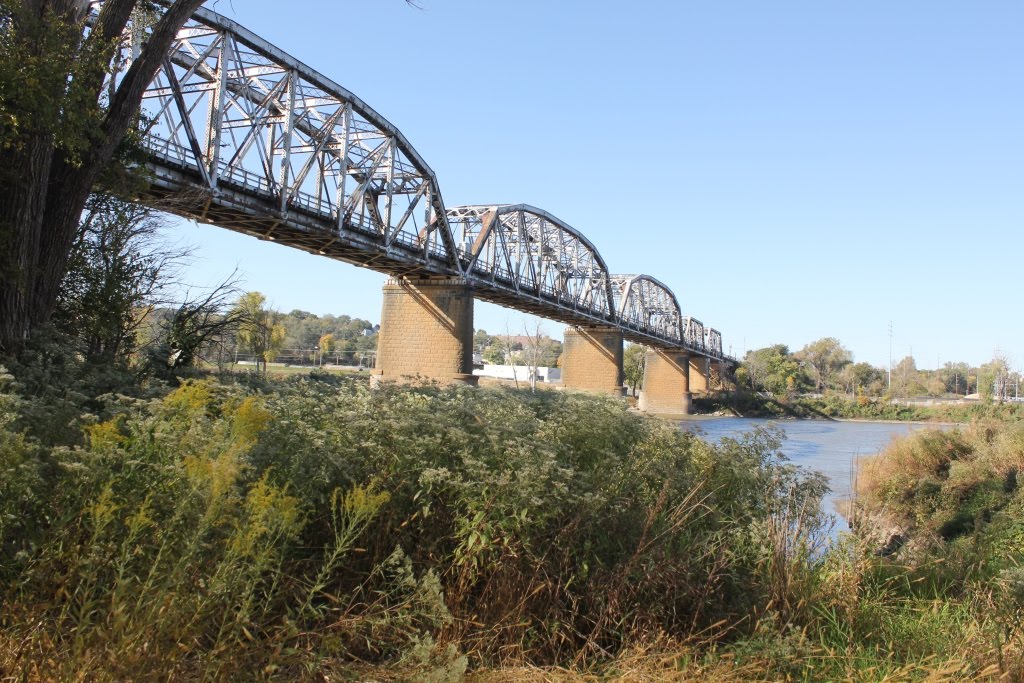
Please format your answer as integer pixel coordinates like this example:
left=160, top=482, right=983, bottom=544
left=447, top=205, right=615, bottom=323
left=610, top=275, right=684, bottom=346
left=97, top=1, right=730, bottom=361
left=683, top=317, right=706, bottom=352
left=705, top=328, right=723, bottom=358
left=112, top=2, right=461, bottom=275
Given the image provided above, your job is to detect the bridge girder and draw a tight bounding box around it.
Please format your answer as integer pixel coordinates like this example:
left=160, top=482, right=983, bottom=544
left=93, top=1, right=729, bottom=360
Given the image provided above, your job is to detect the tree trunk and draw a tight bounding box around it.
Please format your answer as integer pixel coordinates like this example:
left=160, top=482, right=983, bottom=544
left=0, top=135, right=54, bottom=349
left=0, top=0, right=206, bottom=352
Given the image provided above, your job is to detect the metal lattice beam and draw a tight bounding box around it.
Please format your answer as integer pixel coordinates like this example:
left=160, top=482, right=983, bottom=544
left=93, top=1, right=729, bottom=360
left=111, top=3, right=460, bottom=275
left=447, top=205, right=615, bottom=325
left=610, top=275, right=684, bottom=345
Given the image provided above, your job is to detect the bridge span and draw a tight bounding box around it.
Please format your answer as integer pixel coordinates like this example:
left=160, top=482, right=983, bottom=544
left=110, top=2, right=732, bottom=412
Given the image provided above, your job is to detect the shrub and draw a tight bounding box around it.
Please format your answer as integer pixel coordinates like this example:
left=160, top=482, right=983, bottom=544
left=0, top=373, right=832, bottom=678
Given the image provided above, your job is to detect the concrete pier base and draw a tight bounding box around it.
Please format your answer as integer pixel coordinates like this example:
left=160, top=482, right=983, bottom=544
left=689, top=355, right=711, bottom=394
left=561, top=326, right=625, bottom=395
left=638, top=349, right=692, bottom=415
left=374, top=277, right=478, bottom=386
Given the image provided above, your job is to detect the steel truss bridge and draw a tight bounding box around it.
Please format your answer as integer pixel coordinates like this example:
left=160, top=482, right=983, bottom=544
left=109, top=2, right=726, bottom=359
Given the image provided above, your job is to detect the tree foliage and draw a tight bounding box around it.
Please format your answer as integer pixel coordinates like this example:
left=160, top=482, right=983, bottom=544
left=233, top=292, right=286, bottom=373
left=53, top=193, right=183, bottom=364
left=473, top=329, right=496, bottom=353
left=838, top=361, right=886, bottom=397
left=0, top=0, right=207, bottom=351
left=738, top=344, right=804, bottom=397
left=474, top=329, right=561, bottom=369
left=796, top=337, right=851, bottom=394
left=979, top=354, right=1014, bottom=402
left=623, top=343, right=645, bottom=396
left=317, top=333, right=335, bottom=358
left=890, top=355, right=924, bottom=398
left=153, top=277, right=242, bottom=373
left=278, top=309, right=377, bottom=359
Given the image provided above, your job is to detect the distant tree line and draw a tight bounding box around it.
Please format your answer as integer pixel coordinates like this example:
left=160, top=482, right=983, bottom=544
left=736, top=337, right=1020, bottom=402
left=146, top=296, right=380, bottom=373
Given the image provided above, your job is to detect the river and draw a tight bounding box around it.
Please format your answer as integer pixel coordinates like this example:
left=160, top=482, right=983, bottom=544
left=679, top=417, right=943, bottom=534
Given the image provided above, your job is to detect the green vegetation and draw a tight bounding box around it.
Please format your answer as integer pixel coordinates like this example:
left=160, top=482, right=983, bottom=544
left=233, top=292, right=287, bottom=372
left=623, top=343, right=646, bottom=397
left=0, top=354, right=820, bottom=679
left=0, top=0, right=207, bottom=350
left=856, top=422, right=1024, bottom=548
left=2, top=347, right=1023, bottom=680
left=846, top=421, right=1024, bottom=680
left=736, top=337, right=1019, bottom=403
left=736, top=343, right=806, bottom=397
left=698, top=391, right=1024, bottom=423
left=275, top=309, right=379, bottom=363
left=46, top=195, right=380, bottom=372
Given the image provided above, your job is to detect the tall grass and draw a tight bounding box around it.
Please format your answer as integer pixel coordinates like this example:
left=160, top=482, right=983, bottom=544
left=2, top=362, right=1021, bottom=680
left=0, top=369, right=830, bottom=680
left=846, top=419, right=1024, bottom=680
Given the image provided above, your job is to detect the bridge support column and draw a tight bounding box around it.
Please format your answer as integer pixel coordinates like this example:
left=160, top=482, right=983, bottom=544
left=561, top=326, right=625, bottom=395
left=709, top=360, right=731, bottom=391
left=689, top=356, right=711, bottom=394
left=712, top=360, right=736, bottom=391
left=373, top=277, right=478, bottom=386
left=638, top=349, right=692, bottom=415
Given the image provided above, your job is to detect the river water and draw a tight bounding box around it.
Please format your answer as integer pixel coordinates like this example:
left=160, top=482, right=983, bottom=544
left=679, top=417, right=941, bottom=534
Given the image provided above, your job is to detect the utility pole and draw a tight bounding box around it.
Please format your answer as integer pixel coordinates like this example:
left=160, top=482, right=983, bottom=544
left=887, top=321, right=893, bottom=390
left=906, top=345, right=912, bottom=400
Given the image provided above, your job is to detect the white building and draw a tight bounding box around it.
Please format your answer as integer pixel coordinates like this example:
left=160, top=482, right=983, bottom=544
left=474, top=364, right=561, bottom=383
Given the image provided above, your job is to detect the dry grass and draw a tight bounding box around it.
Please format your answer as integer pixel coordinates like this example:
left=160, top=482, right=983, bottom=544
left=856, top=429, right=968, bottom=506
left=463, top=648, right=985, bottom=683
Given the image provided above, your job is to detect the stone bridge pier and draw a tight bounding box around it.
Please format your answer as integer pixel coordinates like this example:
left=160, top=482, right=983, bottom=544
left=561, top=326, right=625, bottom=395
left=638, top=349, right=692, bottom=415
left=689, top=356, right=711, bottom=394
left=373, top=277, right=478, bottom=386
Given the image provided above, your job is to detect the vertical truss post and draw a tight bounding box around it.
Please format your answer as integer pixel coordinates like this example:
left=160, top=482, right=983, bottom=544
left=278, top=69, right=297, bottom=213
left=204, top=33, right=227, bottom=189
left=383, top=137, right=395, bottom=240
left=335, top=103, right=351, bottom=231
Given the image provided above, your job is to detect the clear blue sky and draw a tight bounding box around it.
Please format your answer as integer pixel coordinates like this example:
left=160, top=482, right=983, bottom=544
left=178, top=0, right=1023, bottom=369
